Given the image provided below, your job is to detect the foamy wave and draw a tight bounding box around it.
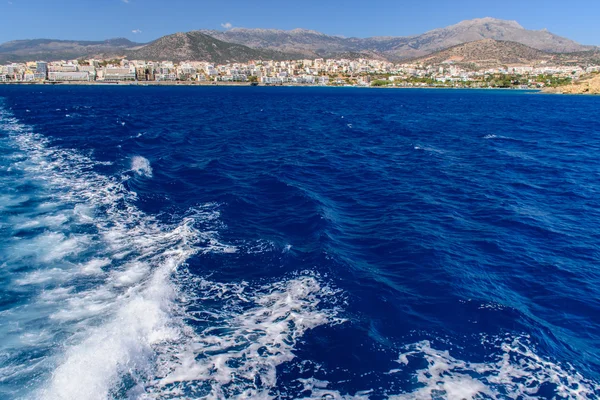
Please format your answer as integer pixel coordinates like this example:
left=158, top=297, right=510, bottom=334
left=39, top=258, right=185, bottom=400
left=413, top=145, right=445, bottom=154
left=144, top=274, right=345, bottom=399
left=131, top=155, right=153, bottom=177
left=296, top=378, right=372, bottom=399
left=483, top=134, right=516, bottom=140
left=389, top=337, right=600, bottom=399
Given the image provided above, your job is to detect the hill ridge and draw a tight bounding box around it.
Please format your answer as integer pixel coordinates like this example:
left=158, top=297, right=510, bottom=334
left=408, top=39, right=600, bottom=70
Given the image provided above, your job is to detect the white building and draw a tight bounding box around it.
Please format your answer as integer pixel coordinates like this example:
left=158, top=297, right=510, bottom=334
left=48, top=71, right=91, bottom=81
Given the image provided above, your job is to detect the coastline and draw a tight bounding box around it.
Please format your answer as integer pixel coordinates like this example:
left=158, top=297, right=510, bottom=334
left=0, top=81, right=538, bottom=91
left=542, top=74, right=600, bottom=95
left=542, top=88, right=600, bottom=95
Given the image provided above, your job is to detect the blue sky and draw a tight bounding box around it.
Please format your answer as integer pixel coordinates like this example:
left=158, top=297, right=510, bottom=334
left=1, top=0, right=599, bottom=45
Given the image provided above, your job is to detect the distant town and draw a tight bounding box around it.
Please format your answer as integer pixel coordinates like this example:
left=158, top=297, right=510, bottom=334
left=1, top=57, right=599, bottom=88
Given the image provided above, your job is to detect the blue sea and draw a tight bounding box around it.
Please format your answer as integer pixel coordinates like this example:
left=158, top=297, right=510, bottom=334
left=0, top=86, right=599, bottom=400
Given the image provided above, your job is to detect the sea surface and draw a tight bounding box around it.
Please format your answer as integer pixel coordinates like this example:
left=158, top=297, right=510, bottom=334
left=0, top=86, right=599, bottom=399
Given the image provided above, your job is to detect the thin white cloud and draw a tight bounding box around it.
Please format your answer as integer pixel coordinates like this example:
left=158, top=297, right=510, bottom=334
left=122, top=0, right=129, bottom=3
left=221, top=22, right=233, bottom=29
left=132, top=29, right=142, bottom=34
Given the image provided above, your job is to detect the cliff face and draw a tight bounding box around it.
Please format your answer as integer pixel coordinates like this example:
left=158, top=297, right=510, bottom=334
left=545, top=74, right=600, bottom=94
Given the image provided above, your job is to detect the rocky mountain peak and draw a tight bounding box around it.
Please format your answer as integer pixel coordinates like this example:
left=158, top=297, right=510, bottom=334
left=455, top=17, right=524, bottom=29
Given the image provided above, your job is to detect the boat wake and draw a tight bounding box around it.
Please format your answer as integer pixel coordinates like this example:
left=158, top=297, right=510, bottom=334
left=0, top=104, right=342, bottom=399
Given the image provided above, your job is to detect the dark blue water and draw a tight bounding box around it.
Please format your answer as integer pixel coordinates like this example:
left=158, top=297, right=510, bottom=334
left=0, top=86, right=599, bottom=399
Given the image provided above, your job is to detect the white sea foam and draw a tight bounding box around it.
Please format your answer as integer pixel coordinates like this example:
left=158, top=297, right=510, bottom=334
left=389, top=337, right=600, bottom=399
left=144, top=274, right=345, bottom=399
left=12, top=213, right=69, bottom=230
left=111, top=261, right=151, bottom=287
left=79, top=258, right=111, bottom=275
left=48, top=286, right=117, bottom=323
left=9, top=232, right=88, bottom=264
left=483, top=134, right=515, bottom=141
left=73, top=204, right=95, bottom=222
left=40, top=258, right=184, bottom=400
left=15, top=268, right=74, bottom=286
left=132, top=155, right=153, bottom=177
left=413, top=145, right=445, bottom=154
left=296, top=378, right=372, bottom=399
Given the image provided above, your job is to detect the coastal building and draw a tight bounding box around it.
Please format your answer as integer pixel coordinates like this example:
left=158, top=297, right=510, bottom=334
left=49, top=63, right=77, bottom=73
left=102, top=67, right=136, bottom=81
left=78, top=65, right=97, bottom=80
left=35, top=61, right=48, bottom=80
left=205, top=65, right=218, bottom=76
left=24, top=70, right=35, bottom=81
left=48, top=71, right=90, bottom=81
left=260, top=76, right=283, bottom=84
left=136, top=66, right=150, bottom=81
left=154, top=73, right=176, bottom=81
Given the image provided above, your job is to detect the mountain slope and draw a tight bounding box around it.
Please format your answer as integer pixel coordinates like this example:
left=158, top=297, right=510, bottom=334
left=410, top=39, right=600, bottom=69
left=410, top=39, right=552, bottom=68
left=200, top=28, right=352, bottom=58
left=127, top=31, right=302, bottom=62
left=0, top=38, right=140, bottom=63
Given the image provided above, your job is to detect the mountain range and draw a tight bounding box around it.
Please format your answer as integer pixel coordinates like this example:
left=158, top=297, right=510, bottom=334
left=0, top=18, right=597, bottom=64
left=201, top=18, right=594, bottom=61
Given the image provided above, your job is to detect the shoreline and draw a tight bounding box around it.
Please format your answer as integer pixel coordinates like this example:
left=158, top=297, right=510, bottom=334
left=0, top=81, right=540, bottom=91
